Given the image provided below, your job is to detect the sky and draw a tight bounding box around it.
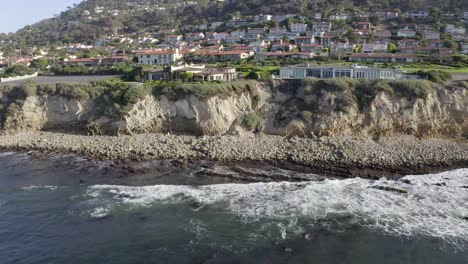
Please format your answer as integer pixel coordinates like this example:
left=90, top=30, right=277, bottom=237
left=0, top=0, right=82, bottom=33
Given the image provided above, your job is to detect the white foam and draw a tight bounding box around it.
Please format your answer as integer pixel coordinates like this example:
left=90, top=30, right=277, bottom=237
left=89, top=207, right=110, bottom=218
left=85, top=168, right=468, bottom=247
left=21, top=185, right=66, bottom=191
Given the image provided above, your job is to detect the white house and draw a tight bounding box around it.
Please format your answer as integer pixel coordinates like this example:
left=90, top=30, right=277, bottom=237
left=330, top=14, right=350, bottom=20
left=446, top=24, right=466, bottom=35
left=397, top=29, right=416, bottom=38
left=362, top=43, right=388, bottom=53
left=279, top=65, right=399, bottom=80
left=165, top=35, right=183, bottom=43
left=137, top=49, right=182, bottom=66
left=291, top=23, right=308, bottom=33
left=254, top=14, right=273, bottom=22
left=214, top=32, right=229, bottom=40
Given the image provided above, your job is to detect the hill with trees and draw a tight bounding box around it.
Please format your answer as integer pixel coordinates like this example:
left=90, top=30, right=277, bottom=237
left=0, top=0, right=467, bottom=47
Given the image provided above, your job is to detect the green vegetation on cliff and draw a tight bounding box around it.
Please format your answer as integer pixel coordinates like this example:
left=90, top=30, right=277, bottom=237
left=301, top=78, right=436, bottom=111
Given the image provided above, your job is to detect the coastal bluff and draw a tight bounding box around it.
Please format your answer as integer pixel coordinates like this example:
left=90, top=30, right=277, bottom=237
left=0, top=79, right=466, bottom=139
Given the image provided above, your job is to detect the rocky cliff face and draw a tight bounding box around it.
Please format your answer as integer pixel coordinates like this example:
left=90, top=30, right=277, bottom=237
left=261, top=81, right=468, bottom=138
left=90, top=93, right=253, bottom=136
left=0, top=81, right=467, bottom=139
left=1, top=95, right=93, bottom=134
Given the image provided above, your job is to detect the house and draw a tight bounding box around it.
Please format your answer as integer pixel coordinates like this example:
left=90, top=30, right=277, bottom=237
left=349, top=53, right=417, bottom=63
left=312, top=22, right=332, bottom=37
left=295, top=36, right=315, bottom=46
left=230, top=29, right=246, bottom=41
left=97, top=56, right=129, bottom=66
left=271, top=42, right=296, bottom=52
left=291, top=23, right=308, bottom=33
left=137, top=49, right=182, bottom=65
left=405, top=10, right=428, bottom=19
left=397, top=39, right=419, bottom=48
left=279, top=64, right=400, bottom=80
left=462, top=43, right=468, bottom=55
left=321, top=36, right=334, bottom=46
left=355, top=22, right=372, bottom=31
left=143, top=64, right=239, bottom=82
left=331, top=43, right=355, bottom=54
left=301, top=44, right=324, bottom=53
left=421, top=31, right=440, bottom=40
left=269, top=27, right=288, bottom=34
left=374, top=30, right=392, bottom=38
left=258, top=51, right=314, bottom=60
left=362, top=43, right=388, bottom=53
left=193, top=67, right=238, bottom=81
left=165, top=35, right=183, bottom=43
left=214, top=32, right=229, bottom=40
left=185, top=32, right=205, bottom=42
left=248, top=28, right=266, bottom=35
left=61, top=58, right=95, bottom=67
left=446, top=24, right=466, bottom=35
left=195, top=50, right=253, bottom=62
left=428, top=40, right=444, bottom=48
left=397, top=29, right=416, bottom=38
left=254, top=14, right=273, bottom=22
left=330, top=13, right=350, bottom=20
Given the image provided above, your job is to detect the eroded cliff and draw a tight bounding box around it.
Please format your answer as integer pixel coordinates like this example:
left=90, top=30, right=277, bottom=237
left=0, top=79, right=466, bottom=139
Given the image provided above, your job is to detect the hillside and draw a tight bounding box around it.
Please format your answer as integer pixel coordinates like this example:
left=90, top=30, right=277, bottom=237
left=3, top=0, right=468, bottom=46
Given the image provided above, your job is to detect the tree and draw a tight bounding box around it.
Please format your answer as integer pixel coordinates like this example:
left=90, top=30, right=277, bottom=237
left=30, top=59, right=49, bottom=71
left=387, top=43, right=398, bottom=53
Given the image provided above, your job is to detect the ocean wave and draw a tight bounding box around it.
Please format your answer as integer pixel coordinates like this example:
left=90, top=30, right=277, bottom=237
left=85, top=169, right=468, bottom=248
left=89, top=207, right=111, bottom=218
left=0, top=152, right=16, bottom=158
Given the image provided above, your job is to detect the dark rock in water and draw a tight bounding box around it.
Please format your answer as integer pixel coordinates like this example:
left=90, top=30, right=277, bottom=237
left=116, top=193, right=132, bottom=199
left=462, top=217, right=468, bottom=221
left=284, top=247, right=293, bottom=253
left=434, top=182, right=447, bottom=187
left=370, top=185, right=408, bottom=194
left=79, top=179, right=85, bottom=184
left=461, top=186, right=468, bottom=189
left=400, top=179, right=412, bottom=184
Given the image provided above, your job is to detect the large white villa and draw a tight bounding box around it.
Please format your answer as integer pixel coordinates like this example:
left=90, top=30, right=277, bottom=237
left=278, top=64, right=403, bottom=80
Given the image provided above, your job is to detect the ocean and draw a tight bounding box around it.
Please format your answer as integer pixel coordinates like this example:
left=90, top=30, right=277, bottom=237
left=0, top=152, right=467, bottom=264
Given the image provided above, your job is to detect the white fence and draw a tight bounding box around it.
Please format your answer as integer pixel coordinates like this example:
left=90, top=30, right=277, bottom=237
left=0, top=72, right=38, bottom=83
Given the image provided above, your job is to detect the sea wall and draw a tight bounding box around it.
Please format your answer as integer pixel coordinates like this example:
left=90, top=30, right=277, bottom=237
left=0, top=73, right=38, bottom=83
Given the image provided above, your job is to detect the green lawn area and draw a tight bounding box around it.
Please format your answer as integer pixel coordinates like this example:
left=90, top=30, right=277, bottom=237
left=401, top=64, right=468, bottom=73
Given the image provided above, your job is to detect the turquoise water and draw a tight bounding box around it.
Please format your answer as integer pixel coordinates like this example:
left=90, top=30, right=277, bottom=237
left=0, top=152, right=467, bottom=263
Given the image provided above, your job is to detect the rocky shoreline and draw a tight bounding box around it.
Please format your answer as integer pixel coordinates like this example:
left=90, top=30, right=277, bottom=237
left=0, top=132, right=467, bottom=179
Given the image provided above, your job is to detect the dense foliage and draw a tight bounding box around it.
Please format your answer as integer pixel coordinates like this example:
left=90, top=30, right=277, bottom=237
left=1, top=64, right=36, bottom=78
left=2, top=0, right=466, bottom=46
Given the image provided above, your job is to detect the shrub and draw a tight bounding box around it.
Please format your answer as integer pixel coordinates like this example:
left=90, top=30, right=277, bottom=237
left=20, top=84, right=37, bottom=97
left=299, top=111, right=313, bottom=122
left=242, top=112, right=261, bottom=131
left=416, top=70, right=451, bottom=83
left=251, top=94, right=261, bottom=110
left=459, top=81, right=468, bottom=89
left=392, top=80, right=434, bottom=99
left=123, top=85, right=150, bottom=105
left=3, top=64, right=35, bottom=78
